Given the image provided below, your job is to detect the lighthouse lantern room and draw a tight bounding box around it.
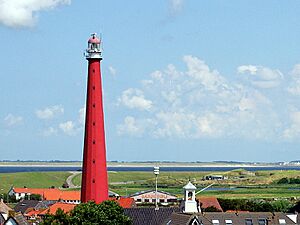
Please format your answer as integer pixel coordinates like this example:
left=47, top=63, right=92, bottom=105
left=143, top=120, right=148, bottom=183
left=86, top=33, right=102, bottom=59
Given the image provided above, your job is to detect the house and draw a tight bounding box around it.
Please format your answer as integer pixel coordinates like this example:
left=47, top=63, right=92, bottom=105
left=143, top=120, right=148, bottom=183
left=14, top=200, right=49, bottom=214
left=130, top=190, right=177, bottom=204
left=204, top=175, right=227, bottom=180
left=9, top=188, right=80, bottom=204
left=124, top=207, right=180, bottom=225
left=38, top=202, right=76, bottom=216
left=165, top=212, right=299, bottom=225
left=9, top=187, right=119, bottom=204
left=0, top=199, right=12, bottom=220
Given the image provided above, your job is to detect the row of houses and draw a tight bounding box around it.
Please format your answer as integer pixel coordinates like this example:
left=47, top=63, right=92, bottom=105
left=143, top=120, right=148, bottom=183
left=2, top=182, right=300, bottom=225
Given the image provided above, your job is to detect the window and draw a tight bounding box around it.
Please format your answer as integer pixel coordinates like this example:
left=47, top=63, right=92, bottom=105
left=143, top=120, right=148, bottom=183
left=245, top=219, right=253, bottom=225
left=279, top=219, right=286, bottom=224
left=136, top=199, right=141, bottom=202
left=225, top=219, right=232, bottom=225
left=212, top=220, right=219, bottom=225
left=258, top=219, right=267, bottom=225
left=144, top=199, right=149, bottom=202
left=159, top=199, right=165, bottom=203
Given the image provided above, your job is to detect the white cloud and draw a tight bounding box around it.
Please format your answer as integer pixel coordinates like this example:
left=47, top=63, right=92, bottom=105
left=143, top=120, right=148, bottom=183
left=237, top=65, right=283, bottom=88
left=119, top=88, right=153, bottom=111
left=78, top=107, right=85, bottom=125
left=36, top=105, right=64, bottom=120
left=59, top=121, right=76, bottom=136
left=287, top=64, right=300, bottom=95
left=4, top=114, right=23, bottom=127
left=117, top=55, right=280, bottom=140
left=117, top=116, right=150, bottom=137
left=183, top=55, right=225, bottom=91
left=238, top=97, right=256, bottom=111
left=42, top=127, right=57, bottom=136
left=108, top=66, right=117, bottom=76
left=0, top=0, right=71, bottom=28
left=237, top=65, right=258, bottom=74
left=169, top=0, right=184, bottom=14
left=282, top=111, right=300, bottom=139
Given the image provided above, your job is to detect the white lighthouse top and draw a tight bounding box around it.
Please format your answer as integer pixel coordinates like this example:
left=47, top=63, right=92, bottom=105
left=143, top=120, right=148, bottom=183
left=183, top=181, right=197, bottom=190
left=86, top=33, right=102, bottom=59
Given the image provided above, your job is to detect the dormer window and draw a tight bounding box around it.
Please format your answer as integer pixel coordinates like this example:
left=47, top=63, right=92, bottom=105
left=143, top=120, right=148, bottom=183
left=212, top=219, right=219, bottom=225
left=245, top=219, right=253, bottom=225
left=225, top=219, right=232, bottom=225
left=258, top=219, right=267, bottom=225
left=279, top=219, right=286, bottom=224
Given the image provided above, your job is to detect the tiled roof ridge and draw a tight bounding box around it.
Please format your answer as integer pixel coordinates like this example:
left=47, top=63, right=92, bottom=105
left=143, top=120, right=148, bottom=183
left=129, top=189, right=177, bottom=197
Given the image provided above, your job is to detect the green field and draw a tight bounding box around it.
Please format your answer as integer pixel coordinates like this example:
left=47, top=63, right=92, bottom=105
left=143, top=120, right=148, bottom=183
left=1, top=170, right=300, bottom=200
left=72, top=170, right=300, bottom=199
left=0, top=172, right=71, bottom=192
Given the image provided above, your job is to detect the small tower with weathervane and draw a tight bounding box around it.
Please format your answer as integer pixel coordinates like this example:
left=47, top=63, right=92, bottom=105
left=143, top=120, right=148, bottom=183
left=183, top=181, right=199, bottom=213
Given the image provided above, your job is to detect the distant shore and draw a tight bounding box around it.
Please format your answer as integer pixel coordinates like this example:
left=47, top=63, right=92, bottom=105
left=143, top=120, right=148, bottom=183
left=0, top=161, right=298, bottom=168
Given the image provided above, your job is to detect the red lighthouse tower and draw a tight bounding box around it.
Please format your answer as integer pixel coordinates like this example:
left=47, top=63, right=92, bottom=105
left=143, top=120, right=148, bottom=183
left=81, top=33, right=108, bottom=203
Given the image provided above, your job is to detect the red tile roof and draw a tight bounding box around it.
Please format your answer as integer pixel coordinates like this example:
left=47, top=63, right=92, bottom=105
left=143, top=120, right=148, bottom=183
left=13, top=188, right=135, bottom=209
left=39, top=203, right=76, bottom=215
left=13, top=188, right=80, bottom=201
left=24, top=209, right=44, bottom=217
left=198, top=197, right=223, bottom=212
left=111, top=197, right=136, bottom=208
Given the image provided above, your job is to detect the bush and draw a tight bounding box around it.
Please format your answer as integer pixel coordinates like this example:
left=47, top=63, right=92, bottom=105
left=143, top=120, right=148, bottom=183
left=218, top=198, right=292, bottom=212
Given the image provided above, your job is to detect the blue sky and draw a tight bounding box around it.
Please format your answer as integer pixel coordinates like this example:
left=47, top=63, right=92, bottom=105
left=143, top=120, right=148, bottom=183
left=1, top=0, right=300, bottom=162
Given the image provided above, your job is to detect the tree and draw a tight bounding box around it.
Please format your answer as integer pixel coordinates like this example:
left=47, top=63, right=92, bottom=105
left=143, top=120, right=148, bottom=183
left=27, top=194, right=42, bottom=201
left=41, top=200, right=132, bottom=225
left=42, top=208, right=71, bottom=225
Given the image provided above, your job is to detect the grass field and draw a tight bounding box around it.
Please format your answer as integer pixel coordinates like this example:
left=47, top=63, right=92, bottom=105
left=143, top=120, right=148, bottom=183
left=72, top=170, right=300, bottom=199
left=0, top=172, right=71, bottom=192
left=1, top=169, right=300, bottom=200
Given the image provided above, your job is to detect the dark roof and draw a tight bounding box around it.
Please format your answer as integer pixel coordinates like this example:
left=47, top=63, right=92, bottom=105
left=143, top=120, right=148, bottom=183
left=166, top=213, right=194, bottom=225
left=124, top=207, right=180, bottom=225
left=0, top=213, right=5, bottom=224
left=168, top=213, right=214, bottom=225
left=14, top=200, right=48, bottom=214
left=4, top=214, right=29, bottom=225
left=203, top=212, right=297, bottom=225
left=0, top=200, right=12, bottom=214
left=167, top=212, right=298, bottom=225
